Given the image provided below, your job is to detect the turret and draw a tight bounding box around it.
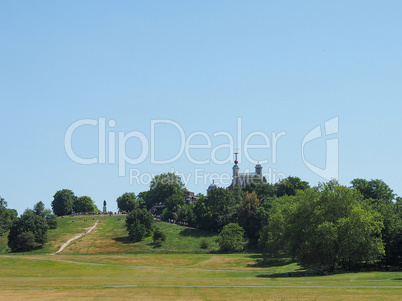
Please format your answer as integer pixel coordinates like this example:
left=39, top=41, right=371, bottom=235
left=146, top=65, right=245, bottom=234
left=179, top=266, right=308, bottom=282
left=255, top=163, right=262, bottom=177
left=233, top=152, right=240, bottom=186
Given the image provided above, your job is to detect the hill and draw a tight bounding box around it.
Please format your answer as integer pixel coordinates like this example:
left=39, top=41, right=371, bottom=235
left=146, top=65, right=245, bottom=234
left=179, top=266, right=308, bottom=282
left=1, top=215, right=220, bottom=255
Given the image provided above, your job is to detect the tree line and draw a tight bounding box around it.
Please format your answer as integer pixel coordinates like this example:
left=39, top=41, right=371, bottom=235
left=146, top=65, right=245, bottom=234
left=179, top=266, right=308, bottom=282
left=1, top=175, right=401, bottom=269
left=115, top=173, right=401, bottom=269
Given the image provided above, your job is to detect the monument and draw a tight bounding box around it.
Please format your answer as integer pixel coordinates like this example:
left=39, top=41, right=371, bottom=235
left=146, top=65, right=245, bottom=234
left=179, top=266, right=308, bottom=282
left=103, top=200, right=107, bottom=214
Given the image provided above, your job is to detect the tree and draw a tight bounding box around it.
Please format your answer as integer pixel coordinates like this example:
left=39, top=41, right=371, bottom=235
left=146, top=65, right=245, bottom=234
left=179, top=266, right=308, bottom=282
left=116, top=192, right=138, bottom=212
left=258, top=195, right=296, bottom=257
left=33, top=201, right=45, bottom=216
left=176, top=203, right=196, bottom=226
left=52, top=189, right=76, bottom=216
left=193, top=194, right=214, bottom=230
left=45, top=214, right=58, bottom=229
left=275, top=176, right=310, bottom=197
left=352, top=179, right=401, bottom=266
left=74, top=196, right=97, bottom=213
left=8, top=210, right=49, bottom=252
left=162, top=192, right=186, bottom=220
left=351, top=179, right=395, bottom=202
left=146, top=173, right=186, bottom=209
left=218, top=223, right=247, bottom=252
left=125, top=208, right=154, bottom=242
left=128, top=220, right=147, bottom=242
left=260, top=182, right=385, bottom=271
left=33, top=201, right=58, bottom=229
left=153, top=228, right=166, bottom=247
left=237, top=191, right=262, bottom=239
left=0, top=196, right=18, bottom=236
left=194, top=188, right=237, bottom=232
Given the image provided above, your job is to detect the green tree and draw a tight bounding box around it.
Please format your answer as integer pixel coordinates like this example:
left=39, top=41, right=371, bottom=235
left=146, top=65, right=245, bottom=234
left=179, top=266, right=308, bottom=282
left=195, top=188, right=237, bottom=232
left=125, top=208, right=154, bottom=241
left=193, top=194, right=214, bottom=230
left=33, top=201, right=45, bottom=216
left=275, top=176, right=310, bottom=197
left=45, top=214, right=58, bottom=229
left=162, top=192, right=186, bottom=220
left=218, top=223, right=247, bottom=252
left=0, top=196, right=18, bottom=236
left=147, top=173, right=186, bottom=209
left=176, top=203, right=196, bottom=226
left=128, top=220, right=147, bottom=242
left=351, top=179, right=395, bottom=202
left=32, top=201, right=58, bottom=229
left=52, top=189, right=76, bottom=216
left=243, top=177, right=276, bottom=201
left=74, top=196, right=97, bottom=213
left=352, top=179, right=401, bottom=266
left=8, top=210, right=49, bottom=252
left=153, top=228, right=166, bottom=247
left=261, top=182, right=385, bottom=270
left=237, top=191, right=262, bottom=239
left=116, top=192, right=138, bottom=212
left=258, top=195, right=296, bottom=257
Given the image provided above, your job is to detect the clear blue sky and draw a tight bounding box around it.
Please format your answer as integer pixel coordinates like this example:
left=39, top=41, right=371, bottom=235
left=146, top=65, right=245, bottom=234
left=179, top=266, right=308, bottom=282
left=1, top=1, right=402, bottom=214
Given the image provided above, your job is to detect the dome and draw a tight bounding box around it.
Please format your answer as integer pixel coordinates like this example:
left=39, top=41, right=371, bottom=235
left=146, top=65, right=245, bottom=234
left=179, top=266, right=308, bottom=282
left=208, top=181, right=217, bottom=190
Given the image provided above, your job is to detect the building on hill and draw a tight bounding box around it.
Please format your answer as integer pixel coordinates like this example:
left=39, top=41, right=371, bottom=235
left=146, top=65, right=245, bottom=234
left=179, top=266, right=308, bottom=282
left=185, top=189, right=198, bottom=203
left=207, top=153, right=264, bottom=191
left=207, top=180, right=218, bottom=195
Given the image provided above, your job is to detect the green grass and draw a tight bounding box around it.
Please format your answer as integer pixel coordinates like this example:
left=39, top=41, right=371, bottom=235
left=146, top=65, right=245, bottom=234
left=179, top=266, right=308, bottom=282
left=143, top=221, right=220, bottom=253
left=0, top=215, right=219, bottom=255
left=47, top=216, right=220, bottom=255
left=0, top=254, right=400, bottom=300
left=0, top=216, right=401, bottom=299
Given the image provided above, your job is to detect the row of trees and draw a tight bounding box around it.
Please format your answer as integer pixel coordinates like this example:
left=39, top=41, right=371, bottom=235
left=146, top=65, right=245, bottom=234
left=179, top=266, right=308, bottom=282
left=51, top=189, right=100, bottom=216
left=118, top=173, right=401, bottom=269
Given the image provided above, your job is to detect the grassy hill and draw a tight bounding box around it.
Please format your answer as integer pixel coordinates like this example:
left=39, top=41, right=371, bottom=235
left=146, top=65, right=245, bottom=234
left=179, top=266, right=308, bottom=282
left=1, top=215, right=220, bottom=255
left=1, top=215, right=401, bottom=300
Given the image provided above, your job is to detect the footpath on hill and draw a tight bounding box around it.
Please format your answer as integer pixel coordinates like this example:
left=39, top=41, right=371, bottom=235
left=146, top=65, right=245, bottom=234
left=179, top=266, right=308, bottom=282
left=51, top=220, right=100, bottom=255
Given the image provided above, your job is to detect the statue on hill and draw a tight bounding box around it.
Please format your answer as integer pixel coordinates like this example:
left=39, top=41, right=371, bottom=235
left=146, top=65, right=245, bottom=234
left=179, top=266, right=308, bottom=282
left=103, top=200, right=107, bottom=214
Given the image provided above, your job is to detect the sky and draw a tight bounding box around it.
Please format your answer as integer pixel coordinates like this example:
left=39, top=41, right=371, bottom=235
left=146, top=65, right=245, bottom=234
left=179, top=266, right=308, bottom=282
left=1, top=1, right=402, bottom=215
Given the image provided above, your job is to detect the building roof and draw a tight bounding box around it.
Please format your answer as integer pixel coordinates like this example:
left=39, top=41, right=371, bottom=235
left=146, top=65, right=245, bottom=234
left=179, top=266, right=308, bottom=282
left=207, top=181, right=217, bottom=190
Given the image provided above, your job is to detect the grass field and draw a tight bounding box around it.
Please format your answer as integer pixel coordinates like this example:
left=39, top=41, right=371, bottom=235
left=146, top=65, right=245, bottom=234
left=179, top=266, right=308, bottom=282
left=0, top=215, right=401, bottom=300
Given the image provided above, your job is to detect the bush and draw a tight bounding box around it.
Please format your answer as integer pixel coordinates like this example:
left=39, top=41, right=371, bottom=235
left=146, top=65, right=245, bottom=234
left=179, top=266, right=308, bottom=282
left=128, top=220, right=147, bottom=242
left=200, top=239, right=209, bottom=249
left=153, top=228, right=166, bottom=248
left=218, top=223, right=247, bottom=252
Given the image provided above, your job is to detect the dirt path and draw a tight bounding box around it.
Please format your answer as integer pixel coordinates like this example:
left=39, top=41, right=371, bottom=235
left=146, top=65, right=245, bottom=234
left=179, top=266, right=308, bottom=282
left=51, top=220, right=100, bottom=255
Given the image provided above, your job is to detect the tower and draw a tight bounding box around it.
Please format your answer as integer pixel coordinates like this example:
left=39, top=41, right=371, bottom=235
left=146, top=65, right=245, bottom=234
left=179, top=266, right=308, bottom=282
left=233, top=152, right=240, bottom=186
left=255, top=162, right=262, bottom=178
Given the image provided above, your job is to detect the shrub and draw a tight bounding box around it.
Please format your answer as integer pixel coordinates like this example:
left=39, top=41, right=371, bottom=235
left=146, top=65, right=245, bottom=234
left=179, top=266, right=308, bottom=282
left=218, top=223, right=247, bottom=252
left=200, top=239, right=209, bottom=249
left=128, top=220, right=147, bottom=242
left=153, top=228, right=166, bottom=248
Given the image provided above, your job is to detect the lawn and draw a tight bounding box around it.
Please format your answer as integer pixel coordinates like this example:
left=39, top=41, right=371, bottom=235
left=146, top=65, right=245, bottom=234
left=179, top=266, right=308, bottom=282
left=0, top=254, right=400, bottom=300
left=0, top=215, right=400, bottom=300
